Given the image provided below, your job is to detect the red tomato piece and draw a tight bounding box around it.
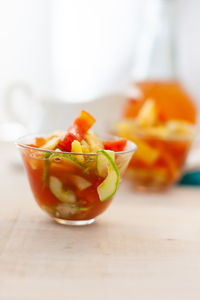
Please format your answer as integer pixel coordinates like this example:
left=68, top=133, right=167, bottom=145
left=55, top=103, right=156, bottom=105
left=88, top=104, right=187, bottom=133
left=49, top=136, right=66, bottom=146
left=57, top=132, right=77, bottom=152
left=58, top=110, right=96, bottom=151
left=104, top=139, right=127, bottom=152
left=73, top=110, right=96, bottom=137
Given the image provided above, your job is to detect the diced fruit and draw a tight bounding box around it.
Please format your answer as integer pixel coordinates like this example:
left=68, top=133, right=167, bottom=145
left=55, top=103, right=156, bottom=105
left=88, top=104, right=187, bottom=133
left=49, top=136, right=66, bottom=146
left=143, top=126, right=169, bottom=139
left=71, top=140, right=84, bottom=163
left=49, top=176, right=76, bottom=204
left=133, top=138, right=160, bottom=165
left=127, top=167, right=168, bottom=185
left=115, top=119, right=169, bottom=140
left=97, top=150, right=120, bottom=202
left=81, top=145, right=90, bottom=153
left=42, top=136, right=60, bottom=150
left=71, top=140, right=83, bottom=153
left=35, top=137, right=46, bottom=148
left=73, top=110, right=96, bottom=137
left=136, top=98, right=157, bottom=126
left=71, top=175, right=91, bottom=190
left=114, top=120, right=136, bottom=135
left=58, top=111, right=96, bottom=151
left=58, top=132, right=77, bottom=152
left=166, top=120, right=194, bottom=135
left=123, top=81, right=197, bottom=124
left=85, top=130, right=103, bottom=152
left=104, top=139, right=127, bottom=152
left=81, top=140, right=90, bottom=153
left=46, top=130, right=65, bottom=141
left=114, top=122, right=159, bottom=165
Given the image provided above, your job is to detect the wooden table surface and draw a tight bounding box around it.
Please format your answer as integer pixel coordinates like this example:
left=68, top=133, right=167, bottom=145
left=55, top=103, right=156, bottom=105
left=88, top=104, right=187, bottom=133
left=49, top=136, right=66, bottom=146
left=1, top=142, right=200, bottom=300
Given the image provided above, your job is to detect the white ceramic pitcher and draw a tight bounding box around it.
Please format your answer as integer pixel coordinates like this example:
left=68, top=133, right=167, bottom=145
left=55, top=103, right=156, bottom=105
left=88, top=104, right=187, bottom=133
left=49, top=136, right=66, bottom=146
left=4, top=82, right=126, bottom=134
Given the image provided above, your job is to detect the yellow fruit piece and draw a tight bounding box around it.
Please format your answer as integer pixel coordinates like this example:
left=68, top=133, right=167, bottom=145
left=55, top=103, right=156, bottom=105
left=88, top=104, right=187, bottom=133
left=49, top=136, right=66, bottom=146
left=71, top=140, right=84, bottom=163
left=114, top=120, right=135, bottom=134
left=121, top=133, right=159, bottom=165
left=133, top=138, right=160, bottom=165
left=128, top=167, right=168, bottom=185
left=166, top=120, right=194, bottom=135
left=81, top=145, right=90, bottom=153
left=115, top=121, right=159, bottom=165
left=136, top=98, right=157, bottom=127
left=85, top=130, right=103, bottom=152
left=42, top=136, right=60, bottom=150
left=80, top=140, right=90, bottom=153
left=143, top=126, right=169, bottom=139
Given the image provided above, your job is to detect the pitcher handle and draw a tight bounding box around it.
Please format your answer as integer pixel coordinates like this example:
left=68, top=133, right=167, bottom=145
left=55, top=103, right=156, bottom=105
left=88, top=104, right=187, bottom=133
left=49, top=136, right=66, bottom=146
left=4, top=82, right=34, bottom=126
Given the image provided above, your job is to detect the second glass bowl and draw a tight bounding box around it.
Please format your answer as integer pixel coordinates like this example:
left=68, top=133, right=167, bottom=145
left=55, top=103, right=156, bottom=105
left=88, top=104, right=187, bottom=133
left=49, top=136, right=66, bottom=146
left=114, top=120, right=196, bottom=191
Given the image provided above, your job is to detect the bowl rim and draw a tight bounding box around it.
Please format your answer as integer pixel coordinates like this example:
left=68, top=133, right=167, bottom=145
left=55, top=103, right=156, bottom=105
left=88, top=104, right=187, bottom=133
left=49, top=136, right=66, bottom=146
left=15, top=133, right=137, bottom=156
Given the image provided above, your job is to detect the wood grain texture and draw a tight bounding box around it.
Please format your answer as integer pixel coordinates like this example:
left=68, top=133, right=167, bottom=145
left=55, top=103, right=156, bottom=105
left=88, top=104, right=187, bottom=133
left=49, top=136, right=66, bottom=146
left=0, top=143, right=200, bottom=300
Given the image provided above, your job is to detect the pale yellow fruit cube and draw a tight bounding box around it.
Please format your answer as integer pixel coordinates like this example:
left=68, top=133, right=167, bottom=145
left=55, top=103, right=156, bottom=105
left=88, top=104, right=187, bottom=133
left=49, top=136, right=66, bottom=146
left=85, top=130, right=103, bottom=152
left=42, top=136, right=60, bottom=150
left=71, top=140, right=84, bottom=163
left=144, top=126, right=169, bottom=139
left=133, top=138, right=160, bottom=165
left=136, top=98, right=157, bottom=127
left=166, top=120, right=194, bottom=135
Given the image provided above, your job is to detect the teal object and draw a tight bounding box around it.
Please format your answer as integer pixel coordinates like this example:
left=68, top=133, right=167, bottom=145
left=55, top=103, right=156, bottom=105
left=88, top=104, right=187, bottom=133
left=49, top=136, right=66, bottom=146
left=178, top=171, right=200, bottom=186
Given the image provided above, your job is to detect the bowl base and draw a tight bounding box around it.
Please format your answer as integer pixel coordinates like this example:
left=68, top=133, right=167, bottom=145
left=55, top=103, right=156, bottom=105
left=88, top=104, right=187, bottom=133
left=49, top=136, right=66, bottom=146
left=53, top=217, right=95, bottom=226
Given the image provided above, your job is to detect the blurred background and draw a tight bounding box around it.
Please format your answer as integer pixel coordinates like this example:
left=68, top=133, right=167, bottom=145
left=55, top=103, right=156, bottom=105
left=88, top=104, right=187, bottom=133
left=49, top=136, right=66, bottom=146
left=0, top=0, right=200, bottom=138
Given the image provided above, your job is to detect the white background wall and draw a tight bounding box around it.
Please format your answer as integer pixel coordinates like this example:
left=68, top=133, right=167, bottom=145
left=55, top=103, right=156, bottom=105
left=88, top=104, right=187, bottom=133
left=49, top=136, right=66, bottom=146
left=51, top=0, right=139, bottom=101
left=178, top=0, right=200, bottom=103
left=0, top=0, right=200, bottom=122
left=0, top=0, right=51, bottom=122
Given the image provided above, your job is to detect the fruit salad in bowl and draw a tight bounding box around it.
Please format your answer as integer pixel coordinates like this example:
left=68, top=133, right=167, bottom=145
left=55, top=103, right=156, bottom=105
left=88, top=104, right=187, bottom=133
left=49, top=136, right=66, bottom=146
left=114, top=99, right=196, bottom=191
left=16, top=111, right=137, bottom=225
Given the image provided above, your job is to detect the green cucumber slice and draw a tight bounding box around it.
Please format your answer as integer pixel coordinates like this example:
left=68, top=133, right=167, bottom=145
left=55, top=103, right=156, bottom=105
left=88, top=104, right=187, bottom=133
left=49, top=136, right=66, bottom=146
left=97, top=150, right=120, bottom=202
left=71, top=175, right=92, bottom=190
left=49, top=176, right=76, bottom=204
left=96, top=150, right=114, bottom=178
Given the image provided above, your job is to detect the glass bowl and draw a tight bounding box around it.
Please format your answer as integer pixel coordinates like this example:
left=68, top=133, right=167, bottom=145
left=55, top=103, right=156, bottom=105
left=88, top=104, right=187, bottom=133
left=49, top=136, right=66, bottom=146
left=16, top=134, right=137, bottom=225
left=114, top=121, right=197, bottom=191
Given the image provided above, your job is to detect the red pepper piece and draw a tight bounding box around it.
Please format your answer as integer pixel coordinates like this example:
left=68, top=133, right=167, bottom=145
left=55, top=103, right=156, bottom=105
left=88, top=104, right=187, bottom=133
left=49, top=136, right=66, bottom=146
left=58, top=110, right=96, bottom=151
left=57, top=132, right=77, bottom=152
left=104, top=139, right=127, bottom=152
left=73, top=110, right=96, bottom=137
